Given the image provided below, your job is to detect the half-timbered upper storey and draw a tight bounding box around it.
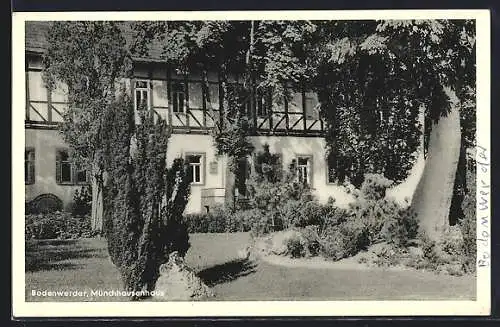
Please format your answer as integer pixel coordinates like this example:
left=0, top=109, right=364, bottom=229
left=25, top=22, right=324, bottom=136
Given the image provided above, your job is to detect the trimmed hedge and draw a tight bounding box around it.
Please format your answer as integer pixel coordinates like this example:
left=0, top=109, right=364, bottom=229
left=184, top=207, right=262, bottom=234
left=25, top=212, right=97, bottom=240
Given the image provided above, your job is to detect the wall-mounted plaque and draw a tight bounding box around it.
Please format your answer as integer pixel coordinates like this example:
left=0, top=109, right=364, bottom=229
left=209, top=161, right=218, bottom=174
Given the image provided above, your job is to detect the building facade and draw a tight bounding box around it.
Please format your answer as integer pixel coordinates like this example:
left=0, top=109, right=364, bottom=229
left=24, top=21, right=424, bottom=214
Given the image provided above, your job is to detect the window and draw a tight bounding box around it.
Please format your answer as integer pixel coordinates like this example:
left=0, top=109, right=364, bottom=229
left=304, top=92, right=319, bottom=119
left=56, top=149, right=89, bottom=185
left=256, top=91, right=268, bottom=117
left=296, top=156, right=312, bottom=186
left=56, top=150, right=72, bottom=184
left=25, top=148, right=35, bottom=185
left=134, top=80, right=150, bottom=111
left=172, top=82, right=186, bottom=114
left=186, top=153, right=204, bottom=185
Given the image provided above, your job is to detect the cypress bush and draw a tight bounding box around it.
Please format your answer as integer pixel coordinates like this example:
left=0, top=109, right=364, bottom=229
left=102, top=94, right=191, bottom=298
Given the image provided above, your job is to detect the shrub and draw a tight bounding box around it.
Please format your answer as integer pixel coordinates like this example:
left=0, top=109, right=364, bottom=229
left=459, top=166, right=476, bottom=273
left=414, top=229, right=468, bottom=275
left=246, top=209, right=275, bottom=237
left=253, top=143, right=282, bottom=183
left=300, top=225, right=322, bottom=257
left=184, top=213, right=209, bottom=233
left=277, top=196, right=322, bottom=230
left=343, top=174, right=419, bottom=247
left=319, top=205, right=348, bottom=232
left=349, top=196, right=387, bottom=243
left=71, top=185, right=92, bottom=217
left=25, top=212, right=96, bottom=240
left=360, top=173, right=394, bottom=201
left=184, top=206, right=268, bottom=234
left=320, top=219, right=370, bottom=261
left=298, top=200, right=328, bottom=227
left=370, top=243, right=405, bottom=268
left=246, top=168, right=311, bottom=226
left=440, top=226, right=465, bottom=257
left=206, top=206, right=230, bottom=233
left=285, top=234, right=307, bottom=258
left=162, top=210, right=190, bottom=258
left=230, top=208, right=264, bottom=233
left=26, top=194, right=63, bottom=214
left=102, top=97, right=191, bottom=297
left=378, top=205, right=419, bottom=247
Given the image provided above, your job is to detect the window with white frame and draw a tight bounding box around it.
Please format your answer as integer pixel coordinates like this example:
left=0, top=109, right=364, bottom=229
left=296, top=156, right=312, bottom=186
left=172, top=82, right=186, bottom=114
left=25, top=148, right=35, bottom=185
left=134, top=80, right=150, bottom=111
left=186, top=154, right=204, bottom=184
left=56, top=149, right=89, bottom=185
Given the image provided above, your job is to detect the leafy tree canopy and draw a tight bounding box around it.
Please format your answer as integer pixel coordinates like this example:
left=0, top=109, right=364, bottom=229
left=130, top=20, right=476, bottom=186
left=43, top=21, right=133, bottom=172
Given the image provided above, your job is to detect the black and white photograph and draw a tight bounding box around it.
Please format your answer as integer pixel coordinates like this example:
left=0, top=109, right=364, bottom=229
left=12, top=10, right=490, bottom=317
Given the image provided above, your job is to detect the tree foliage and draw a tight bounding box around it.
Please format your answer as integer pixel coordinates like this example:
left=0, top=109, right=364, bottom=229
left=133, top=20, right=474, bottom=189
left=132, top=21, right=255, bottom=175
left=43, top=21, right=132, bottom=172
left=308, top=20, right=475, bottom=186
left=44, top=22, right=192, bottom=297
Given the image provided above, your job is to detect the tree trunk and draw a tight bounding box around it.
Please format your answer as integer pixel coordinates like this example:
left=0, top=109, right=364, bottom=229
left=225, top=165, right=236, bottom=210
left=411, top=88, right=461, bottom=241
left=91, top=164, right=104, bottom=232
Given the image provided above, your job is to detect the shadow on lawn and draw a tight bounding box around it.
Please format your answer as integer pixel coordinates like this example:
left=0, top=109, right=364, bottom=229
left=26, top=239, right=108, bottom=272
left=197, top=258, right=258, bottom=287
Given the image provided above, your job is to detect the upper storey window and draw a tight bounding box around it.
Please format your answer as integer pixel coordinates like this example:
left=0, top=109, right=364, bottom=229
left=172, top=82, right=186, bottom=114
left=304, top=92, right=320, bottom=119
left=256, top=91, right=268, bottom=117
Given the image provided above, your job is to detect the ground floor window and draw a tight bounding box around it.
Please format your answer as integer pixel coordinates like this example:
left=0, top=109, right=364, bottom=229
left=186, top=153, right=204, bottom=185
left=172, top=82, right=186, bottom=114
left=296, top=155, right=312, bottom=186
left=25, top=148, right=35, bottom=184
left=56, top=149, right=89, bottom=185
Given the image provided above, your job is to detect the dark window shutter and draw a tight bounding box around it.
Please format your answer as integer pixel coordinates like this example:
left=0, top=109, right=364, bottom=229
left=30, top=150, right=35, bottom=184
left=186, top=164, right=194, bottom=184
left=308, top=156, right=313, bottom=187
left=149, top=81, right=154, bottom=111
left=131, top=78, right=136, bottom=111
left=55, top=151, right=61, bottom=183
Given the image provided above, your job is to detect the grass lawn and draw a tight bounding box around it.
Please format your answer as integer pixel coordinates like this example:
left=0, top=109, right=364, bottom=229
left=25, top=233, right=476, bottom=302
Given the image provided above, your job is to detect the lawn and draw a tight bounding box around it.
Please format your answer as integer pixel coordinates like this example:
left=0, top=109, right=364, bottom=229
left=25, top=233, right=476, bottom=302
